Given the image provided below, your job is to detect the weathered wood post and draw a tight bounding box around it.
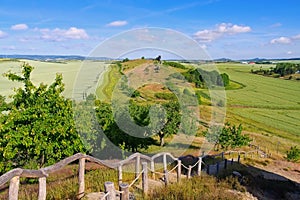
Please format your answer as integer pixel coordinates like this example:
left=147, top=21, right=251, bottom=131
left=163, top=153, right=168, bottom=186
left=187, top=165, right=192, bottom=179
left=38, top=177, right=47, bottom=200
left=224, top=159, right=227, bottom=169
left=104, top=181, right=116, bottom=200
left=150, top=160, right=155, bottom=179
left=119, top=183, right=129, bottom=200
left=216, top=162, right=219, bottom=174
left=118, top=165, right=123, bottom=185
left=237, top=154, right=241, bottom=163
left=78, top=157, right=85, bottom=199
left=231, top=158, right=234, bottom=165
left=135, top=154, right=140, bottom=178
left=221, top=152, right=224, bottom=160
left=197, top=157, right=202, bottom=176
left=142, top=162, right=148, bottom=195
left=177, top=160, right=181, bottom=182
left=9, top=176, right=20, bottom=200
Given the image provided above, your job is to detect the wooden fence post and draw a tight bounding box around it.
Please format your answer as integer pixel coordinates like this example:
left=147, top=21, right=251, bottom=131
left=177, top=160, right=181, bottom=182
left=142, top=162, right=148, bottom=195
left=237, top=155, right=241, bottom=163
left=150, top=160, right=155, bottom=179
left=224, top=159, right=227, bottom=169
left=104, top=181, right=116, bottom=200
left=119, top=183, right=129, bottom=200
left=207, top=165, right=210, bottom=175
left=163, top=153, right=167, bottom=172
left=187, top=166, right=192, bottom=179
left=118, top=165, right=122, bottom=185
left=38, top=177, right=47, bottom=200
left=197, top=157, right=202, bottom=176
left=9, top=176, right=20, bottom=200
left=163, top=153, right=168, bottom=186
left=78, top=158, right=85, bottom=199
left=216, top=162, right=219, bottom=174
left=135, top=154, right=140, bottom=178
left=221, top=152, right=224, bottom=160
left=231, top=158, right=234, bottom=165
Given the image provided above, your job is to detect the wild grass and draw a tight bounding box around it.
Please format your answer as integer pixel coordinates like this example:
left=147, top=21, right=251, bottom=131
left=145, top=174, right=245, bottom=200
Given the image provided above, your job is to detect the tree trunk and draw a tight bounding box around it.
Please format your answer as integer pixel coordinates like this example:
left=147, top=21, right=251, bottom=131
left=160, top=136, right=164, bottom=146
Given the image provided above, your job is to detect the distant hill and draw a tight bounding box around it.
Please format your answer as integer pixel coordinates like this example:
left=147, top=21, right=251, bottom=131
left=0, top=55, right=114, bottom=61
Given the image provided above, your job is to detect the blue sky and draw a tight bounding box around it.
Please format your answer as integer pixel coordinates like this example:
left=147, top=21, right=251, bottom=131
left=0, top=0, right=300, bottom=59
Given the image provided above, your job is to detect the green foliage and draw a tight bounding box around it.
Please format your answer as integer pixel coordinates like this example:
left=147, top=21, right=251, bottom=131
left=286, top=146, right=300, bottom=162
left=0, top=63, right=84, bottom=173
left=204, top=123, right=252, bottom=150
left=122, top=58, right=129, bottom=62
left=95, top=101, right=155, bottom=152
left=163, top=61, right=186, bottom=69
left=0, top=95, right=8, bottom=112
left=251, top=62, right=300, bottom=77
left=182, top=68, right=230, bottom=88
left=154, top=92, right=176, bottom=100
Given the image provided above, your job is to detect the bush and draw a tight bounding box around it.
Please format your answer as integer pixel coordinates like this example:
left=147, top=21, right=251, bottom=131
left=286, top=146, right=300, bottom=162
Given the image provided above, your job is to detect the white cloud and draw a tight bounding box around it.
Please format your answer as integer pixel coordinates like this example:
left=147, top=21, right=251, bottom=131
left=39, top=27, right=89, bottom=41
left=11, top=23, right=28, bottom=30
left=0, top=30, right=7, bottom=38
left=106, top=20, right=128, bottom=27
left=270, top=37, right=291, bottom=44
left=292, top=34, right=300, bottom=40
left=287, top=51, right=292, bottom=55
left=194, top=23, right=251, bottom=42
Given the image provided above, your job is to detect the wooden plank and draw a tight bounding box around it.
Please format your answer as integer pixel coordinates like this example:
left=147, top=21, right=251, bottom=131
left=78, top=158, right=85, bottom=199
left=104, top=181, right=116, bottom=200
left=38, top=177, right=46, bottom=200
left=142, top=162, right=148, bottom=195
left=119, top=183, right=129, bottom=200
left=177, top=160, right=181, bottom=182
left=9, top=176, right=19, bottom=200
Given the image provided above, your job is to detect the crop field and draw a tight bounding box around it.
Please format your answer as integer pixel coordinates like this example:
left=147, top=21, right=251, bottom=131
left=214, top=63, right=300, bottom=150
left=0, top=59, right=109, bottom=99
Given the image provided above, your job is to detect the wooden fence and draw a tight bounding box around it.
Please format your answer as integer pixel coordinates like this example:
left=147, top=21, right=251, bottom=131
left=0, top=145, right=269, bottom=200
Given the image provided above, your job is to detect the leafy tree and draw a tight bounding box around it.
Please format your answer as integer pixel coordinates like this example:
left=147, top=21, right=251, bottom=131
left=155, top=101, right=181, bottom=146
left=0, top=63, right=84, bottom=173
left=286, top=146, right=300, bottom=162
left=96, top=102, right=155, bottom=152
left=204, top=123, right=251, bottom=150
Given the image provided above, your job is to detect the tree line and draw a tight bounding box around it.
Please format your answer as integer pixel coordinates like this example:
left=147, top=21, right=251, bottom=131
left=251, top=62, right=300, bottom=78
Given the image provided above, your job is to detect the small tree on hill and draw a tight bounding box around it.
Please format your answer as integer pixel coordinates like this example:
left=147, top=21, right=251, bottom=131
left=286, top=146, right=300, bottom=162
left=204, top=122, right=251, bottom=150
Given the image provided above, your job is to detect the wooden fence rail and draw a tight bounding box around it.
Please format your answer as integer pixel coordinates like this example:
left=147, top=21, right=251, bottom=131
left=0, top=146, right=268, bottom=200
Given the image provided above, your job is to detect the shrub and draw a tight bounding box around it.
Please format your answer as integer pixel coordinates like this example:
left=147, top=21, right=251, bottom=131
left=286, top=146, right=300, bottom=162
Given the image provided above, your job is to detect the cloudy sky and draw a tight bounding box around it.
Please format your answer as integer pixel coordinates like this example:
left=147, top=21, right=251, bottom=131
left=0, top=0, right=299, bottom=59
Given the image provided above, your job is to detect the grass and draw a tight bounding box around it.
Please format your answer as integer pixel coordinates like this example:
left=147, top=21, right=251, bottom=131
left=213, top=63, right=300, bottom=153
left=145, top=174, right=245, bottom=200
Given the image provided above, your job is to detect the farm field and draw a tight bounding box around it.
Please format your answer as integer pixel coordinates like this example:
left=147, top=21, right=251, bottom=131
left=0, top=59, right=109, bottom=99
left=214, top=63, right=300, bottom=152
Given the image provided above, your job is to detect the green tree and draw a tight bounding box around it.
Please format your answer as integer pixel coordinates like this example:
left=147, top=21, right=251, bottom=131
left=204, top=123, right=251, bottom=150
left=0, top=63, right=84, bottom=173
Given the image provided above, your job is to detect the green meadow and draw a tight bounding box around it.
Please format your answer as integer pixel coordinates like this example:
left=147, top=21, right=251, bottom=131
left=215, top=63, right=300, bottom=150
